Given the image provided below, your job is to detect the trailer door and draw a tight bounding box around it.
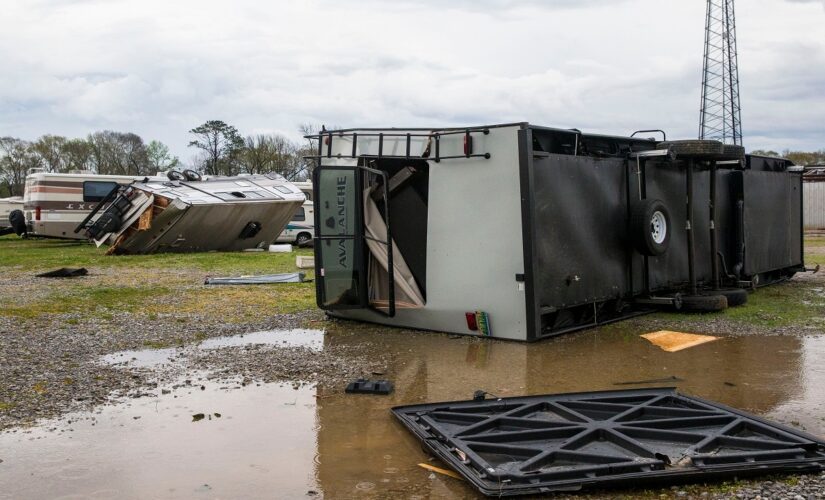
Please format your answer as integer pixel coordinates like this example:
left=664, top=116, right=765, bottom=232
left=314, top=166, right=368, bottom=310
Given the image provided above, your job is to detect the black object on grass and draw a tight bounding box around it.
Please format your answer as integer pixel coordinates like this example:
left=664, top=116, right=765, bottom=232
left=36, top=268, right=88, bottom=278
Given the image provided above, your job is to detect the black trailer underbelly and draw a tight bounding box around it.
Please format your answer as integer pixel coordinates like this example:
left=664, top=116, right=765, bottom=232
left=523, top=127, right=804, bottom=340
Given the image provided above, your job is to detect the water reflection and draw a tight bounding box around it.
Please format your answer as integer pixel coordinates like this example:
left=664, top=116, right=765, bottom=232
left=1, top=324, right=823, bottom=499
left=312, top=324, right=825, bottom=497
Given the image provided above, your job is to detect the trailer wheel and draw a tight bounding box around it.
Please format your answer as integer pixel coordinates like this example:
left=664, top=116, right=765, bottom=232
left=182, top=169, right=202, bottom=182
left=630, top=199, right=671, bottom=256
left=9, top=209, right=27, bottom=236
left=167, top=170, right=186, bottom=181
left=679, top=294, right=728, bottom=313
left=705, top=288, right=748, bottom=307
left=657, top=140, right=745, bottom=161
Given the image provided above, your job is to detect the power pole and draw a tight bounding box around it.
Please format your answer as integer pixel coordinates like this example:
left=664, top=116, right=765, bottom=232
left=699, top=0, right=743, bottom=145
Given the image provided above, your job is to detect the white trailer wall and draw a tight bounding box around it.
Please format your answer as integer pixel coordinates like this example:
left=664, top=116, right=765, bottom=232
left=804, top=181, right=825, bottom=230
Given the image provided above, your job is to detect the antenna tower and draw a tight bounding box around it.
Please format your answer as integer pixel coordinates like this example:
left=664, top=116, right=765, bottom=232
left=699, top=0, right=743, bottom=145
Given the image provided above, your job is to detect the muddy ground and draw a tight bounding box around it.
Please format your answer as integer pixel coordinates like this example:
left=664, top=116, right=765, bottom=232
left=1, top=235, right=824, bottom=499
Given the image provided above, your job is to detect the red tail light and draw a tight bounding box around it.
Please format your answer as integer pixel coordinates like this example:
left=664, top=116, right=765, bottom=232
left=465, top=312, right=478, bottom=331
left=464, top=132, right=473, bottom=157
left=35, top=206, right=41, bottom=221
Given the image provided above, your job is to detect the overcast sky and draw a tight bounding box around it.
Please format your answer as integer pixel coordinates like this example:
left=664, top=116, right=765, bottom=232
left=1, top=0, right=823, bottom=160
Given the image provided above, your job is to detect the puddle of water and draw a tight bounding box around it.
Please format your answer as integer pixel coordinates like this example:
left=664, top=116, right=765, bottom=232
left=6, top=325, right=825, bottom=499
left=99, top=329, right=325, bottom=369
left=0, top=381, right=320, bottom=500
left=199, top=328, right=323, bottom=351
left=100, top=348, right=178, bottom=368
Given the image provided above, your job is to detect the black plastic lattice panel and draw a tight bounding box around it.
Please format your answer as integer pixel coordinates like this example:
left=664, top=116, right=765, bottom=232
left=392, top=388, right=825, bottom=497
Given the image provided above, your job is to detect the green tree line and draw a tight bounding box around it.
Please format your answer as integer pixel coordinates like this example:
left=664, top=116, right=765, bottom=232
left=0, top=121, right=317, bottom=197
left=750, top=149, right=825, bottom=166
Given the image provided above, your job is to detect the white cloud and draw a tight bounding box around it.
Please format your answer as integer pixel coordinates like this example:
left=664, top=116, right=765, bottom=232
left=0, top=0, right=823, bottom=154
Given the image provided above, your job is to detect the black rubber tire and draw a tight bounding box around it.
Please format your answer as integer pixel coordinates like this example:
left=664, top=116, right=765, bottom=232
left=657, top=140, right=745, bottom=161
left=8, top=209, right=27, bottom=236
left=630, top=199, right=671, bottom=256
left=295, top=232, right=312, bottom=247
left=705, top=288, right=748, bottom=307
left=182, top=169, right=202, bottom=182
left=679, top=294, right=728, bottom=313
left=167, top=170, right=186, bottom=181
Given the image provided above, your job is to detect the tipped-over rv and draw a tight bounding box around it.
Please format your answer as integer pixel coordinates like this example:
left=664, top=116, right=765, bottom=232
left=77, top=173, right=305, bottom=254
left=309, top=123, right=804, bottom=341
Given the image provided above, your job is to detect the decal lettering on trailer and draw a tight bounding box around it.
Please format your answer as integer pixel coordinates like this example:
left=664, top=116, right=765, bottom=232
left=336, top=176, right=348, bottom=267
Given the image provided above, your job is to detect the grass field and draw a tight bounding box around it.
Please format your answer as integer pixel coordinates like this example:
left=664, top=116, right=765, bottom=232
left=0, top=235, right=317, bottom=323
left=2, top=234, right=824, bottom=329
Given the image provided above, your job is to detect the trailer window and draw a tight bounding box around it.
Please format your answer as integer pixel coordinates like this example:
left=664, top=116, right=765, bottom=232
left=83, top=181, right=119, bottom=202
left=292, top=207, right=305, bottom=221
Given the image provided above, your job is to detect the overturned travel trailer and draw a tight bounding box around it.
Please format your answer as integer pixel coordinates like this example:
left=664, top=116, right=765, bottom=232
left=76, top=173, right=305, bottom=254
left=309, top=123, right=805, bottom=342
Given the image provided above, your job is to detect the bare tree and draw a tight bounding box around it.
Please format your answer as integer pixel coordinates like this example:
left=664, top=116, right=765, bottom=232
left=87, top=131, right=151, bottom=175
left=61, top=138, right=94, bottom=172
left=296, top=123, right=335, bottom=180
left=31, top=135, right=68, bottom=173
left=0, top=138, right=42, bottom=196
left=239, top=133, right=306, bottom=179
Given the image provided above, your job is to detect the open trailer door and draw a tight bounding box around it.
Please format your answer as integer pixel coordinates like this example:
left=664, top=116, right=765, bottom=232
left=314, top=161, right=426, bottom=318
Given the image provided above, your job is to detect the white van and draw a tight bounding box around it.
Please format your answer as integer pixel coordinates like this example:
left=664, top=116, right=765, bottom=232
left=275, top=181, right=314, bottom=246
left=275, top=200, right=314, bottom=246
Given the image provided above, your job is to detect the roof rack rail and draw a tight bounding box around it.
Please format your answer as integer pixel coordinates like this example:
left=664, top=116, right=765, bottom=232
left=304, top=127, right=492, bottom=163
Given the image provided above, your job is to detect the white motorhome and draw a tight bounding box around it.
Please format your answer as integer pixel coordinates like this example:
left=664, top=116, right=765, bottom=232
left=22, top=169, right=163, bottom=239
left=77, top=173, right=305, bottom=254
left=275, top=181, right=314, bottom=246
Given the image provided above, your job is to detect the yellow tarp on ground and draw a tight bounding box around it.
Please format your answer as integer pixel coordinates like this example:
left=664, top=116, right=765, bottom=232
left=641, top=330, right=718, bottom=352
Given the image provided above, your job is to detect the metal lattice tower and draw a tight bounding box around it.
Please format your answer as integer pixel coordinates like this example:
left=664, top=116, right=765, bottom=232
left=699, top=0, right=743, bottom=145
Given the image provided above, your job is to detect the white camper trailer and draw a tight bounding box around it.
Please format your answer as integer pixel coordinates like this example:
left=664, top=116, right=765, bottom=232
left=22, top=170, right=162, bottom=239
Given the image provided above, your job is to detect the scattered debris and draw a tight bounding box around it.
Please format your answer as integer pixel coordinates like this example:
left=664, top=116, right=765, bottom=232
left=641, top=330, right=718, bottom=352
left=191, top=413, right=205, bottom=422
left=36, top=268, right=88, bottom=278
left=296, top=255, right=314, bottom=269
left=345, top=378, right=394, bottom=395
left=268, top=244, right=293, bottom=253
left=418, top=463, right=463, bottom=480
left=393, top=388, right=825, bottom=497
left=204, top=272, right=307, bottom=285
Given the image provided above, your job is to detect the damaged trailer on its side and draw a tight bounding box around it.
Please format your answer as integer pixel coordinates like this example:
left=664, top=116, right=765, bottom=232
left=309, top=123, right=805, bottom=342
left=75, top=174, right=306, bottom=254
